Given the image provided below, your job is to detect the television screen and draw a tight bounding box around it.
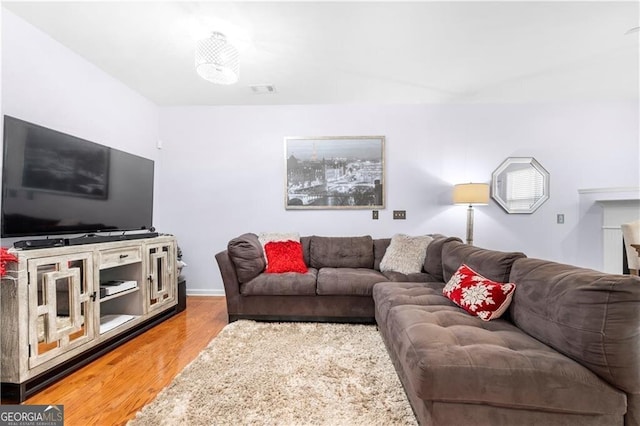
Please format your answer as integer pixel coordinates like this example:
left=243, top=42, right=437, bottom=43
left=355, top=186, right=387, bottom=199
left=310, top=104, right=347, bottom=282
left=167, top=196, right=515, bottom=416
left=2, top=115, right=154, bottom=238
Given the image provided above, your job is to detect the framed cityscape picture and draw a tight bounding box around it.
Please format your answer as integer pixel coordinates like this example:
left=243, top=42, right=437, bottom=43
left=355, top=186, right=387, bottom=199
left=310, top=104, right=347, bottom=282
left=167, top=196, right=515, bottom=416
left=284, top=136, right=385, bottom=209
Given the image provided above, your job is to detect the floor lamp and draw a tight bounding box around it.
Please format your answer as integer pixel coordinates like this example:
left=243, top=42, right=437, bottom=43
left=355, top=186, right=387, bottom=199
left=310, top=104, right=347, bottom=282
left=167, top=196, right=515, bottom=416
left=453, top=183, right=490, bottom=246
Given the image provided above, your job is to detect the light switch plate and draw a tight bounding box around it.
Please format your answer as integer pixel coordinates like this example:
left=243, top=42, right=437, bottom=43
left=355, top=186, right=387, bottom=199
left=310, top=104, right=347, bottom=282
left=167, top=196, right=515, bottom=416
left=393, top=210, right=406, bottom=220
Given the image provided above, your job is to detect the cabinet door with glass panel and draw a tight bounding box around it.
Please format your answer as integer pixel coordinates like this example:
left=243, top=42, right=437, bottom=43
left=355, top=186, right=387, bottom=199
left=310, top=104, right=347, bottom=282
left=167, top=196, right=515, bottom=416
left=27, top=252, right=96, bottom=369
left=145, top=241, right=177, bottom=313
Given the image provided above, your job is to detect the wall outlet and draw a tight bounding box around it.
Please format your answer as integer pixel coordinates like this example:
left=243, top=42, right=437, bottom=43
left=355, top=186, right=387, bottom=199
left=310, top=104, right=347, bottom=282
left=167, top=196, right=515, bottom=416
left=372, top=210, right=379, bottom=220
left=393, top=210, right=406, bottom=220
left=557, top=214, right=565, bottom=224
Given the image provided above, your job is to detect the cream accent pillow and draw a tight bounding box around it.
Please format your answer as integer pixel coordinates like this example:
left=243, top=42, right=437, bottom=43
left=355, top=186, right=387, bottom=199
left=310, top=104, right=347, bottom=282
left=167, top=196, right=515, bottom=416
left=380, top=234, right=434, bottom=275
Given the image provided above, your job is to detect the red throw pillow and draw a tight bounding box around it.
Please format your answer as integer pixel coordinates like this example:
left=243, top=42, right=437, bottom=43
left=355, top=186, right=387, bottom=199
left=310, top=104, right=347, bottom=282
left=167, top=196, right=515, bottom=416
left=264, top=241, right=308, bottom=274
left=443, top=264, right=516, bottom=321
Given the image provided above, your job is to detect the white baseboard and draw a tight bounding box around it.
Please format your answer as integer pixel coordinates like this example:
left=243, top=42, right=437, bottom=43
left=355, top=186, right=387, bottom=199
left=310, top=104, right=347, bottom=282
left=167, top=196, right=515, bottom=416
left=185, top=289, right=225, bottom=297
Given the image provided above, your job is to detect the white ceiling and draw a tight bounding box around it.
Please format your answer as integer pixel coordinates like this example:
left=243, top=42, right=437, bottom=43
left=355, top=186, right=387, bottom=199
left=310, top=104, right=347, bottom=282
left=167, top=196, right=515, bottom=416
left=3, top=1, right=639, bottom=106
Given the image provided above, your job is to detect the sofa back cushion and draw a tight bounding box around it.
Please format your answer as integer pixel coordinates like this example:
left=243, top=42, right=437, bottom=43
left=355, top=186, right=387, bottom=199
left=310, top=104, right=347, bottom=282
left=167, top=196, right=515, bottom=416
left=227, top=233, right=266, bottom=283
left=509, top=257, right=640, bottom=395
left=442, top=240, right=526, bottom=283
left=423, top=236, right=462, bottom=282
left=300, top=236, right=311, bottom=265
left=373, top=238, right=391, bottom=271
left=309, top=236, right=374, bottom=269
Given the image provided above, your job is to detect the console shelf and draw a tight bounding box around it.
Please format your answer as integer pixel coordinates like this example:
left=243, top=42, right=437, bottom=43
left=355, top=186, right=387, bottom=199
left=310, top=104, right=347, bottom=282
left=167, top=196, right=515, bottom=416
left=1, top=235, right=178, bottom=402
left=99, top=314, right=139, bottom=334
left=100, top=286, right=140, bottom=303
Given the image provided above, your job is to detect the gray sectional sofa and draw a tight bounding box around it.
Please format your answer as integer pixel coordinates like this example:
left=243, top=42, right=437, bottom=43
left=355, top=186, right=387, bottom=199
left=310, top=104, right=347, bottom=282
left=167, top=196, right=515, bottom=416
left=215, top=233, right=640, bottom=425
left=215, top=233, right=456, bottom=322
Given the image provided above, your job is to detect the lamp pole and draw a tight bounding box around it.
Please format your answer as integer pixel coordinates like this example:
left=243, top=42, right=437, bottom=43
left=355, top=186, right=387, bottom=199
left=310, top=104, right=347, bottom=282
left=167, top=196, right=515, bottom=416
left=466, top=204, right=475, bottom=245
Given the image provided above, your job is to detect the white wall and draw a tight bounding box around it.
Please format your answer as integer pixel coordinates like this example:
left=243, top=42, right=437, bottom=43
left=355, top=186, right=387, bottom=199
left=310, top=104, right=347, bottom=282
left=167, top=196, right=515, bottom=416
left=1, top=9, right=161, bottom=247
left=158, top=102, right=639, bottom=295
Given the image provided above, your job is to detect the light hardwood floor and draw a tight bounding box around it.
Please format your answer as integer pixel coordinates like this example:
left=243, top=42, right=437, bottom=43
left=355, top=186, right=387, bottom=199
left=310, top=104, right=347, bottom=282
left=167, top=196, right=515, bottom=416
left=20, top=296, right=228, bottom=426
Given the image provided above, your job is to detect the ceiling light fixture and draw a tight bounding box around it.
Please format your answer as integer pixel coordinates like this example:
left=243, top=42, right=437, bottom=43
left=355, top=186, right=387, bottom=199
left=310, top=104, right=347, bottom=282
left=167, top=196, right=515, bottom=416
left=195, top=32, right=239, bottom=85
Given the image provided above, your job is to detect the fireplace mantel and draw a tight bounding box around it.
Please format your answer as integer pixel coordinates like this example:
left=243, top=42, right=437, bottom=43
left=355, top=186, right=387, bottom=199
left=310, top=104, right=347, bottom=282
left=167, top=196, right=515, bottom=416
left=578, top=186, right=640, bottom=200
left=579, top=187, right=640, bottom=273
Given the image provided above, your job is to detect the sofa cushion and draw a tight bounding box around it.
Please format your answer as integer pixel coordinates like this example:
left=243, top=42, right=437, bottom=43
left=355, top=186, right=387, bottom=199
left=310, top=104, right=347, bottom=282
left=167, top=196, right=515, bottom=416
left=316, top=268, right=386, bottom=296
left=385, top=304, right=627, bottom=416
left=442, top=240, right=526, bottom=283
left=380, top=271, right=439, bottom=283
left=227, top=233, right=266, bottom=283
left=240, top=268, right=318, bottom=296
left=300, top=236, right=311, bottom=266
left=423, top=236, right=462, bottom=281
left=373, top=238, right=391, bottom=271
left=309, top=236, right=374, bottom=269
left=264, top=241, right=308, bottom=274
left=373, top=281, right=455, bottom=325
left=509, top=257, right=640, bottom=397
left=380, top=234, right=433, bottom=274
left=443, top=264, right=516, bottom=321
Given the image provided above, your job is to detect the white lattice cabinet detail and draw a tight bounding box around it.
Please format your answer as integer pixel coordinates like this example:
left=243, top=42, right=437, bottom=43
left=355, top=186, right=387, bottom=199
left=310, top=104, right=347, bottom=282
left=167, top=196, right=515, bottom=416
left=27, top=252, right=96, bottom=370
left=1, top=235, right=178, bottom=402
left=146, top=242, right=176, bottom=313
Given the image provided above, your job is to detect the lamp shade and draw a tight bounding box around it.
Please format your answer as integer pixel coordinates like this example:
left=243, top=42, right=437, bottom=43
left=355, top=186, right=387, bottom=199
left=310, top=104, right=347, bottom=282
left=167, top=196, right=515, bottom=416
left=453, top=183, right=490, bottom=205
left=195, top=32, right=239, bottom=85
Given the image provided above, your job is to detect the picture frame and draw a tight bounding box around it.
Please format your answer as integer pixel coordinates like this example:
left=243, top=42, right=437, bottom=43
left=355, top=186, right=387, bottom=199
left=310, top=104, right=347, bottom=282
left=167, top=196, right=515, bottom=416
left=285, top=136, right=385, bottom=209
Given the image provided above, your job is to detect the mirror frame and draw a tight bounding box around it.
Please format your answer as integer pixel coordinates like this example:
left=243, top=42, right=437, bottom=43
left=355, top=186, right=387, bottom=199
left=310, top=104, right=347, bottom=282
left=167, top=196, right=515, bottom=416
left=491, top=157, right=550, bottom=214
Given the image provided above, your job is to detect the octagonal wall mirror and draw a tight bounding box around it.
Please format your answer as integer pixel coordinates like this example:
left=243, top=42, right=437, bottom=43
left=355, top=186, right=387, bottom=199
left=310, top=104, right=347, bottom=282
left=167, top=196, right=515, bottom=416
left=491, top=157, right=549, bottom=214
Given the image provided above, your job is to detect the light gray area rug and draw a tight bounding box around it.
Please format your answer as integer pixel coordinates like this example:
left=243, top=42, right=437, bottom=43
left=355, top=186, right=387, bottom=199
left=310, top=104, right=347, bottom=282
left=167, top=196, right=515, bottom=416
left=128, top=320, right=417, bottom=426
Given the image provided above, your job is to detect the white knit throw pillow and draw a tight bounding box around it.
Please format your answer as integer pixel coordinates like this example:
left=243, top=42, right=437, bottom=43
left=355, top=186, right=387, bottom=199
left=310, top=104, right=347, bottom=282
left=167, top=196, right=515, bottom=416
left=380, top=234, right=433, bottom=275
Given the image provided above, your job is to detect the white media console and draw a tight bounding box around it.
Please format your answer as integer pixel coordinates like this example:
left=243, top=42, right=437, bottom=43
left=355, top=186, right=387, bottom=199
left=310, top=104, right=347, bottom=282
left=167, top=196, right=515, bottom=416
left=0, top=235, right=178, bottom=402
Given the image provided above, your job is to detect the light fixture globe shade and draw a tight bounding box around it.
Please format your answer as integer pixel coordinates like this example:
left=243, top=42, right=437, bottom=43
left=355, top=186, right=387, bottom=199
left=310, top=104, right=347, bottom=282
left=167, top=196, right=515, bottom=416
left=195, top=32, right=239, bottom=85
left=452, top=183, right=490, bottom=205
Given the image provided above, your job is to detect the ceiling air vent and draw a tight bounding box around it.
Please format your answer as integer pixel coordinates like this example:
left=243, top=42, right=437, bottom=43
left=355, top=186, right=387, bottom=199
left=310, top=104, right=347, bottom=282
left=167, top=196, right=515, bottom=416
left=250, top=84, right=277, bottom=94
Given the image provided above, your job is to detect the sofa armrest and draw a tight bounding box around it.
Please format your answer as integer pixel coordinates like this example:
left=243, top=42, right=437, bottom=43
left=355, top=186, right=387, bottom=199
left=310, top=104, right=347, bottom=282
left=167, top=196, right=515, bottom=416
left=215, top=250, right=241, bottom=300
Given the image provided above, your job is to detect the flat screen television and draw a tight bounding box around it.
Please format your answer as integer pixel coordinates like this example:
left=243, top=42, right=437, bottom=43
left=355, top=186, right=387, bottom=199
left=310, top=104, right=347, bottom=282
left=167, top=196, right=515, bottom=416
left=2, top=115, right=154, bottom=238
